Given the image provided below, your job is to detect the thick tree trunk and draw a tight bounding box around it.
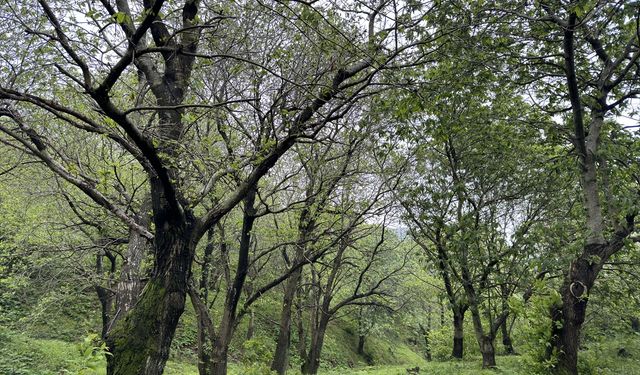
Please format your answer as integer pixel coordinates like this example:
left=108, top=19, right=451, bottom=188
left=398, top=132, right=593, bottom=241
left=105, top=236, right=193, bottom=375
left=271, top=266, right=302, bottom=374
left=105, top=185, right=196, bottom=375
left=452, top=309, right=465, bottom=359
left=479, top=335, right=496, bottom=368
left=469, top=307, right=497, bottom=369
left=467, top=289, right=500, bottom=369
left=551, top=252, right=600, bottom=375
left=195, top=309, right=214, bottom=375
left=211, top=316, right=233, bottom=375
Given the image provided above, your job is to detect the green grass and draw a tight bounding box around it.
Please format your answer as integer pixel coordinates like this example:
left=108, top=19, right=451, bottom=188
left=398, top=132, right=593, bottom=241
left=319, top=355, right=528, bottom=375
left=2, top=326, right=639, bottom=375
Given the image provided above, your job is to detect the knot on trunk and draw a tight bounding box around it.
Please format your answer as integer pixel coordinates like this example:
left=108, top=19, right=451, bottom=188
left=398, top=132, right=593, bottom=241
left=569, top=280, right=588, bottom=300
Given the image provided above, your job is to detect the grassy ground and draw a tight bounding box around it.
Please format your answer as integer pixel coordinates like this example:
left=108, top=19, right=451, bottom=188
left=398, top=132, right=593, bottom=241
left=2, top=327, right=639, bottom=375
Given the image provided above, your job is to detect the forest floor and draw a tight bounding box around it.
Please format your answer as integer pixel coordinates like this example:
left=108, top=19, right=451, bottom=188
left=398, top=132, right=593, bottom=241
left=2, top=327, right=639, bottom=375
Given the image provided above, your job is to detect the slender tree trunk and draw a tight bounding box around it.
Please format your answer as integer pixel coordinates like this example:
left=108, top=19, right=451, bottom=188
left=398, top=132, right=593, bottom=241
left=113, top=198, right=152, bottom=325
left=271, top=266, right=302, bottom=374
left=501, top=318, right=515, bottom=355
left=296, top=291, right=307, bottom=361
left=246, top=309, right=255, bottom=341
left=357, top=335, right=366, bottom=355
left=272, top=187, right=315, bottom=375
left=452, top=308, right=465, bottom=359
left=425, top=306, right=432, bottom=361
left=190, top=285, right=215, bottom=375
left=211, top=189, right=257, bottom=375
left=302, top=314, right=330, bottom=375
left=96, top=283, right=114, bottom=339
left=95, top=249, right=116, bottom=339
left=419, top=315, right=432, bottom=361
left=187, top=228, right=218, bottom=375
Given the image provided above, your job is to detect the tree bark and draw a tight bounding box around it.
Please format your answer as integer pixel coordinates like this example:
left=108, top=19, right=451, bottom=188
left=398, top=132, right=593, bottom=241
left=357, top=335, right=366, bottom=355
left=452, top=308, right=465, bottom=359
left=113, top=198, right=152, bottom=326
left=479, top=335, right=497, bottom=368
left=296, top=291, right=307, bottom=361
left=210, top=188, right=257, bottom=375
left=271, top=266, right=302, bottom=374
left=301, top=313, right=330, bottom=375
left=469, top=304, right=497, bottom=369
left=419, top=313, right=432, bottom=362
left=631, top=316, right=640, bottom=333
left=501, top=317, right=515, bottom=355
left=189, top=284, right=215, bottom=375
left=105, top=218, right=195, bottom=375
left=551, top=251, right=600, bottom=375
left=272, top=181, right=316, bottom=375
left=246, top=309, right=255, bottom=341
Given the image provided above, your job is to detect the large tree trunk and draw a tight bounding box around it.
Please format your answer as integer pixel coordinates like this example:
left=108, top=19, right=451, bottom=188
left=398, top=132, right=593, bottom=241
left=194, top=304, right=214, bottom=375
left=452, top=307, right=465, bottom=359
left=470, top=306, right=497, bottom=369
left=105, top=220, right=195, bottom=375
left=211, top=313, right=233, bottom=375
left=551, top=232, right=632, bottom=375
left=551, top=252, right=600, bottom=375
left=479, top=335, right=497, bottom=368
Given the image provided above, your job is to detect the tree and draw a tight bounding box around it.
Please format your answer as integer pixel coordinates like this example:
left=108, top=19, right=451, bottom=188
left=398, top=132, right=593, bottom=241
left=271, top=129, right=362, bottom=375
left=485, top=2, right=640, bottom=372
left=397, top=69, right=555, bottom=367
left=0, top=0, right=437, bottom=373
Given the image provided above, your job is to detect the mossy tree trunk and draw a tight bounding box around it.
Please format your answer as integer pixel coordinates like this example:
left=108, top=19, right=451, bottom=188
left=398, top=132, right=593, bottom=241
left=105, top=208, right=196, bottom=375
